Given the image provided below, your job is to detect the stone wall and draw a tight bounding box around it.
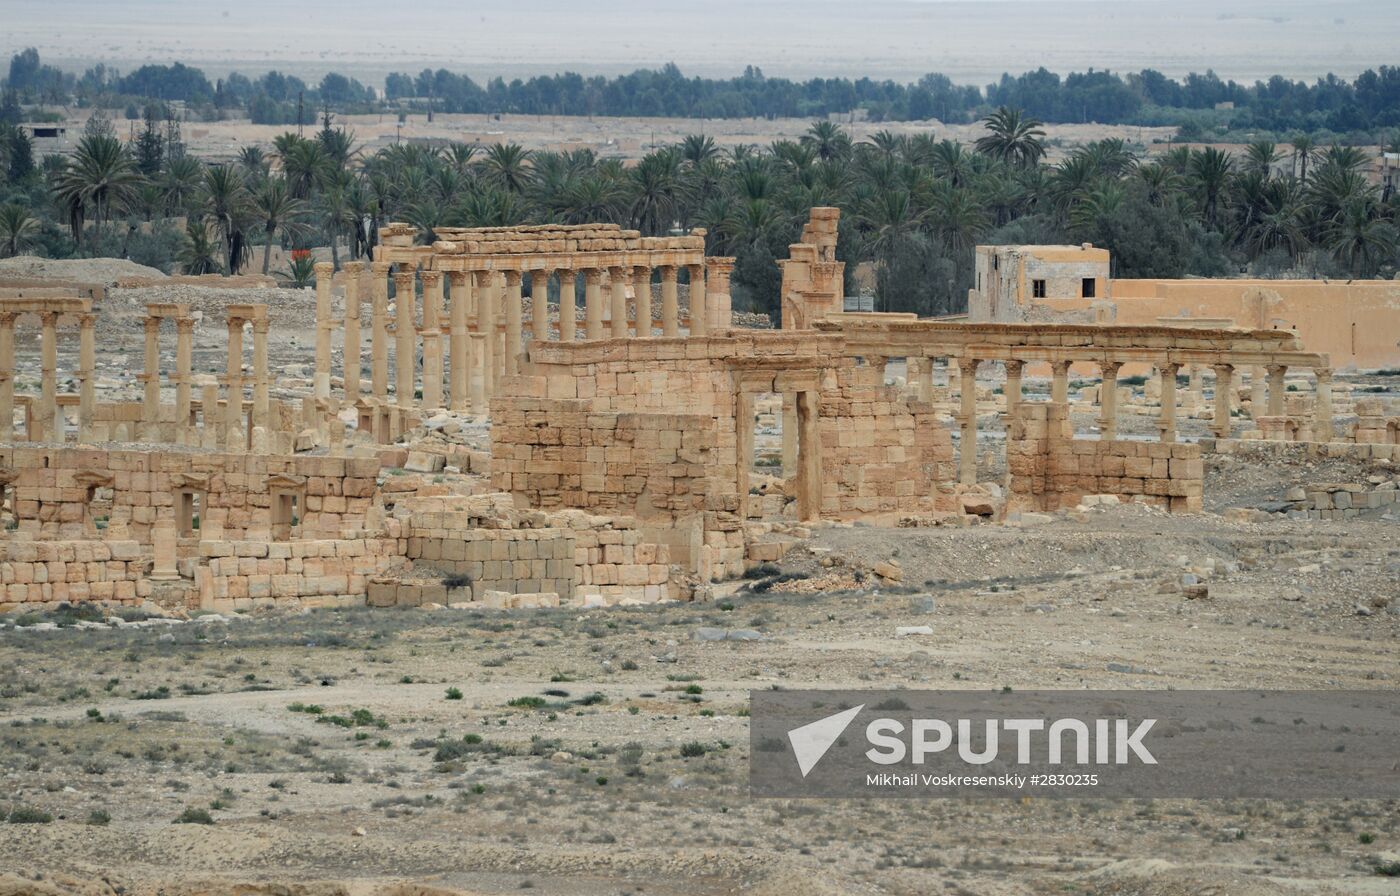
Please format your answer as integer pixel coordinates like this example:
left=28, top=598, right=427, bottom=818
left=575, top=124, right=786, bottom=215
left=1009, top=403, right=1203, bottom=512
left=197, top=537, right=405, bottom=611
left=0, top=539, right=150, bottom=611
left=0, top=447, right=381, bottom=541
left=819, top=361, right=957, bottom=516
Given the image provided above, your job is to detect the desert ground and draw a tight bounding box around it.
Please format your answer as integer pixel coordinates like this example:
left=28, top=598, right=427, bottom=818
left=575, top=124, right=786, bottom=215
left=1, top=267, right=1400, bottom=895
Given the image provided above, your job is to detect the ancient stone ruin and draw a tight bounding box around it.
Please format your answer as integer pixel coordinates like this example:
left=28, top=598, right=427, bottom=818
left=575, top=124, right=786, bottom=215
left=0, top=208, right=1385, bottom=616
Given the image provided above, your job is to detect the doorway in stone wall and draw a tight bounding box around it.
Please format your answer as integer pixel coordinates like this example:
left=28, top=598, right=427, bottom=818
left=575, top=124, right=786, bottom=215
left=735, top=371, right=821, bottom=523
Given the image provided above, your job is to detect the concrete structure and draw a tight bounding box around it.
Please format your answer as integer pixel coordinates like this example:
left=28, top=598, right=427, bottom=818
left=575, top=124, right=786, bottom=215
left=968, top=244, right=1400, bottom=369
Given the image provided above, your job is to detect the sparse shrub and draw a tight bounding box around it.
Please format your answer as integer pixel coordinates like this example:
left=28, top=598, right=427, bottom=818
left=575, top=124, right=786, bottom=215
left=508, top=696, right=547, bottom=709
left=680, top=741, right=707, bottom=758
left=87, top=809, right=110, bottom=826
left=173, top=807, right=214, bottom=825
left=7, top=806, right=53, bottom=824
left=445, top=687, right=463, bottom=700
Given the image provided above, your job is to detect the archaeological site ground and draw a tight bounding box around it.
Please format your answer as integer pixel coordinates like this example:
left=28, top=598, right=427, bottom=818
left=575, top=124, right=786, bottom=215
left=1, top=200, right=1398, bottom=896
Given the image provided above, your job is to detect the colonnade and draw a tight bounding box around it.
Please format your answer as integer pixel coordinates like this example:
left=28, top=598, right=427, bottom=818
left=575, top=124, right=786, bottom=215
left=0, top=299, right=96, bottom=443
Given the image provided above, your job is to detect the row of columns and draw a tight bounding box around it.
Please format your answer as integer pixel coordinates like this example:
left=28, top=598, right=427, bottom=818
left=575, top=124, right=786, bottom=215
left=0, top=309, right=96, bottom=443
left=913, top=356, right=1334, bottom=485
left=322, top=260, right=716, bottom=416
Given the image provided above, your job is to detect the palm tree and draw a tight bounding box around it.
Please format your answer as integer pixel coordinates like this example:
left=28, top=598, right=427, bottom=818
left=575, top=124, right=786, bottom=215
left=681, top=134, right=720, bottom=166
left=316, top=185, right=354, bottom=269
left=1188, top=147, right=1233, bottom=230
left=280, top=138, right=329, bottom=199
left=160, top=155, right=204, bottom=216
left=238, top=146, right=270, bottom=182
left=201, top=164, right=252, bottom=274
left=801, top=121, right=850, bottom=163
left=479, top=143, right=533, bottom=194
left=0, top=203, right=39, bottom=257
left=1325, top=199, right=1398, bottom=277
left=55, top=133, right=142, bottom=246
left=628, top=149, right=682, bottom=235
left=974, top=106, right=1047, bottom=168
left=178, top=220, right=221, bottom=274
left=252, top=177, right=306, bottom=275
left=1290, top=134, right=1317, bottom=182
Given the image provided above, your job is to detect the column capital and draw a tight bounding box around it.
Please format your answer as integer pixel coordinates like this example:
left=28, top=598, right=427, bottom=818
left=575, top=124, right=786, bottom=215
left=632, top=264, right=652, bottom=278
left=40, top=311, right=57, bottom=325
left=371, top=260, right=393, bottom=274
left=447, top=269, right=470, bottom=284
left=227, top=317, right=246, bottom=332
left=1266, top=363, right=1287, bottom=375
left=583, top=268, right=604, bottom=286
left=343, top=261, right=365, bottom=275
left=607, top=264, right=628, bottom=278
left=657, top=264, right=677, bottom=278
left=1100, top=359, right=1122, bottom=373
left=175, top=317, right=196, bottom=334
left=1314, top=367, right=1332, bottom=383
left=1004, top=359, right=1024, bottom=374
left=252, top=319, right=271, bottom=335
left=1212, top=362, right=1235, bottom=376
left=313, top=261, right=334, bottom=275
left=503, top=269, right=523, bottom=287
left=955, top=356, right=981, bottom=373
left=420, top=269, right=443, bottom=286
left=1160, top=361, right=1181, bottom=374
left=393, top=270, right=416, bottom=287
left=143, top=317, right=162, bottom=334
left=557, top=268, right=577, bottom=283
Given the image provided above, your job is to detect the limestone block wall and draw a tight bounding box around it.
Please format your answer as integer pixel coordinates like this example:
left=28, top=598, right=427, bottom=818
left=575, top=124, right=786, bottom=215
left=197, top=537, right=406, bottom=611
left=0, top=448, right=381, bottom=541
left=0, top=540, right=151, bottom=611
left=490, top=398, right=717, bottom=520
left=406, top=530, right=577, bottom=602
left=819, top=361, right=957, bottom=516
left=1009, top=403, right=1203, bottom=512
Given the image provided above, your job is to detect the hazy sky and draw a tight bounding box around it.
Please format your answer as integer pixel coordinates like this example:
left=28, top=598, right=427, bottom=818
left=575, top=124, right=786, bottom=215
left=2, top=0, right=1391, bottom=85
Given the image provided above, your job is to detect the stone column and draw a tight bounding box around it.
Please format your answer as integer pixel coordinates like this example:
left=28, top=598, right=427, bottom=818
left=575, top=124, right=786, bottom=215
left=1312, top=368, right=1334, bottom=443
left=420, top=270, right=445, bottom=407
left=38, top=311, right=57, bottom=442
left=0, top=312, right=15, bottom=441
left=609, top=266, right=629, bottom=339
left=659, top=265, right=679, bottom=337
left=781, top=392, right=798, bottom=480
left=584, top=268, right=604, bottom=340
left=225, top=317, right=245, bottom=448
left=1004, top=359, right=1024, bottom=424
left=1050, top=360, right=1070, bottom=405
left=957, top=357, right=980, bottom=485
left=631, top=266, right=651, bottom=336
left=393, top=269, right=417, bottom=407
left=370, top=261, right=391, bottom=401
left=796, top=390, right=822, bottom=522
left=150, top=518, right=180, bottom=581
left=704, top=256, right=735, bottom=335
left=1266, top=364, right=1287, bottom=416
left=1099, top=361, right=1121, bottom=441
left=558, top=270, right=577, bottom=342
left=503, top=269, right=523, bottom=375
left=1157, top=362, right=1180, bottom=443
left=175, top=318, right=194, bottom=431
left=687, top=263, right=707, bottom=336
left=1250, top=365, right=1267, bottom=419
left=469, top=333, right=487, bottom=414
left=200, top=383, right=220, bottom=449
left=77, top=313, right=95, bottom=442
left=313, top=262, right=334, bottom=399
left=142, top=315, right=161, bottom=425
left=530, top=269, right=550, bottom=343
left=1212, top=364, right=1234, bottom=439
left=251, top=316, right=270, bottom=432
left=448, top=271, right=471, bottom=410
left=478, top=271, right=498, bottom=398
left=1186, top=364, right=1204, bottom=410
left=342, top=261, right=364, bottom=400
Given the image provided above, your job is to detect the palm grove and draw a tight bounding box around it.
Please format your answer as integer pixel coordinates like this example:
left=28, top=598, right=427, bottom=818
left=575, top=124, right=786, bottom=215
left=2, top=101, right=1399, bottom=320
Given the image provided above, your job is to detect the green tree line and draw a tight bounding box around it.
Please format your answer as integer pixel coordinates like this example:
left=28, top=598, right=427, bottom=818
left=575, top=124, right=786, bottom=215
left=8, top=48, right=1400, bottom=132
left=1, top=106, right=1398, bottom=321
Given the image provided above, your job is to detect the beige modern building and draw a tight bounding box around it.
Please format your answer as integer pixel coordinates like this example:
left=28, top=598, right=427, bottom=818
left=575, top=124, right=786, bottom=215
left=969, top=244, right=1400, bottom=370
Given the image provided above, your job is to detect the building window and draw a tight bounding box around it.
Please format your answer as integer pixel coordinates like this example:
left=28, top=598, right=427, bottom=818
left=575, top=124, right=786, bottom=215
left=1082, top=278, right=1096, bottom=298
left=1032, top=279, right=1047, bottom=298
